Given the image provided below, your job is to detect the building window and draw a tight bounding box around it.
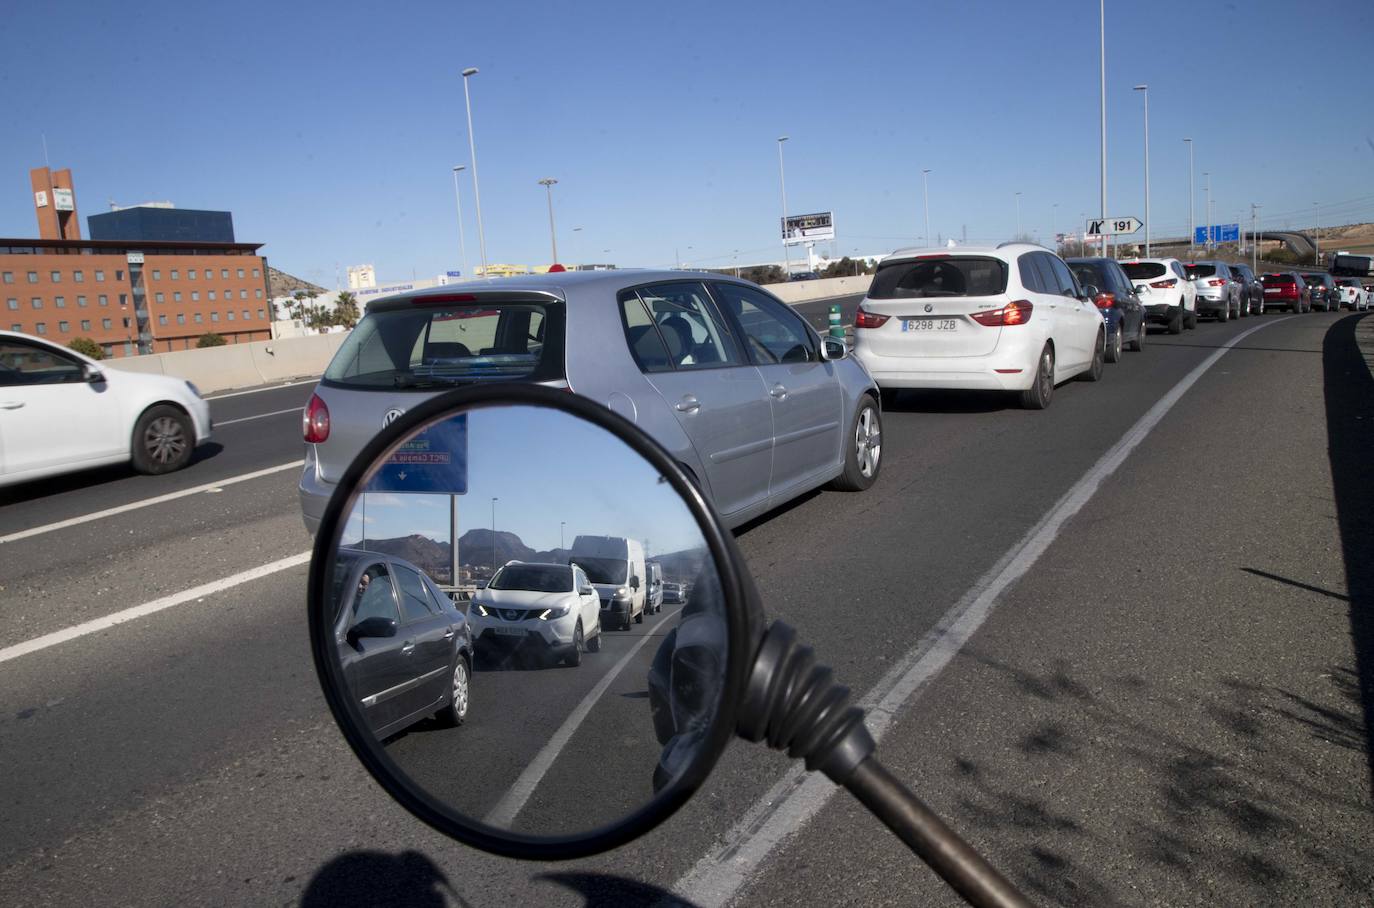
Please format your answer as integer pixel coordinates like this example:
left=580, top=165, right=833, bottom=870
left=155, top=292, right=164, bottom=303
left=99, top=294, right=108, bottom=306
left=194, top=313, right=203, bottom=323
left=95, top=270, right=105, bottom=281
left=236, top=289, right=245, bottom=300
left=224, top=288, right=232, bottom=300
left=58, top=320, right=70, bottom=333
left=35, top=322, right=46, bottom=335
left=27, top=271, right=39, bottom=283
left=5, top=298, right=15, bottom=310
left=257, top=308, right=265, bottom=319
left=1, top=272, right=12, bottom=283
left=210, top=311, right=220, bottom=322
left=219, top=268, right=228, bottom=279
left=152, top=269, right=161, bottom=280
left=177, top=313, right=186, bottom=325
left=158, top=314, right=168, bottom=326
left=242, top=309, right=250, bottom=320
left=191, top=291, right=199, bottom=301
left=74, top=270, right=85, bottom=283
left=227, top=310, right=235, bottom=321
left=208, top=290, right=216, bottom=301
left=255, top=289, right=263, bottom=299
left=252, top=268, right=260, bottom=278
left=81, top=319, right=92, bottom=331
left=77, top=295, right=88, bottom=307
left=11, top=324, right=21, bottom=332
left=119, top=294, right=128, bottom=307
left=55, top=296, right=65, bottom=308
left=188, top=269, right=198, bottom=280
left=102, top=344, right=113, bottom=358
left=236, top=268, right=245, bottom=278
left=115, top=270, right=124, bottom=281
left=102, top=318, right=113, bottom=329
left=173, top=291, right=182, bottom=302
left=50, top=271, right=62, bottom=282
left=170, top=269, right=179, bottom=280
left=30, top=298, right=42, bottom=309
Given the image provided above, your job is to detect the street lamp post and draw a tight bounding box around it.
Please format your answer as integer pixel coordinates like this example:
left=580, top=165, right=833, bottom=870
left=1313, top=202, right=1320, bottom=265
left=538, top=178, right=559, bottom=264
left=921, top=169, right=932, bottom=247
left=451, top=165, right=470, bottom=280
left=461, top=68, right=489, bottom=278
left=1202, top=172, right=1211, bottom=251
left=1133, top=84, right=1150, bottom=256
left=1183, top=138, right=1194, bottom=256
left=1252, top=204, right=1261, bottom=272
left=1099, top=0, right=1108, bottom=257
left=560, top=521, right=566, bottom=551
left=777, top=136, right=791, bottom=277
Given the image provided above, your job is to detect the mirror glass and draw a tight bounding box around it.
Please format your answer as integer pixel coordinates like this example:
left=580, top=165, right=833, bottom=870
left=321, top=403, right=728, bottom=838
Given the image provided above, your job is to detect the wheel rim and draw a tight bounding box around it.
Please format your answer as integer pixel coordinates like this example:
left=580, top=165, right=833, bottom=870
left=144, top=416, right=188, bottom=464
left=1112, top=332, right=1122, bottom=359
left=452, top=660, right=469, bottom=718
left=1040, top=349, right=1054, bottom=398
left=855, top=406, right=881, bottom=478
left=575, top=623, right=583, bottom=653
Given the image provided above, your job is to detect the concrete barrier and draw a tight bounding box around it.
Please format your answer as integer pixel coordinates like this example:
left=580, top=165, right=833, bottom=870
left=765, top=274, right=873, bottom=304
left=108, top=332, right=349, bottom=394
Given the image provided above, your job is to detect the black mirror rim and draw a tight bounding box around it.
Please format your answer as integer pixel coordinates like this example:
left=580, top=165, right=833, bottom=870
left=307, top=381, right=758, bottom=861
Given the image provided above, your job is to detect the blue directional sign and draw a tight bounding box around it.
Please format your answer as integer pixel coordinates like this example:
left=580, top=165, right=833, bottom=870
left=366, top=415, right=468, bottom=494
left=1195, top=224, right=1239, bottom=244
left=446, top=270, right=462, bottom=278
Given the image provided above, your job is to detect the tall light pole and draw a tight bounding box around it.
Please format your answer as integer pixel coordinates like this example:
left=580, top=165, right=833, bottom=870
left=1313, top=202, right=1320, bottom=265
left=461, top=67, right=489, bottom=278
left=1014, top=191, right=1022, bottom=239
left=450, top=165, right=470, bottom=280
left=777, top=136, right=791, bottom=276
left=1133, top=84, right=1150, bottom=256
left=1202, top=171, right=1211, bottom=251
left=921, top=169, right=932, bottom=247
left=560, top=521, right=565, bottom=551
left=1099, top=0, right=1108, bottom=257
left=538, top=178, right=559, bottom=263
left=1251, top=203, right=1261, bottom=272
left=1184, top=138, right=1194, bottom=256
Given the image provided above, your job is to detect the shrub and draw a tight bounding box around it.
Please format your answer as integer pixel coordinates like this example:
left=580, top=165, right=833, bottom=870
left=67, top=337, right=104, bottom=360
left=196, top=332, right=228, bottom=348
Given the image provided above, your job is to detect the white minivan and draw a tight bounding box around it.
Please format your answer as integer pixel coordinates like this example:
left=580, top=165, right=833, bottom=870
left=568, top=535, right=647, bottom=630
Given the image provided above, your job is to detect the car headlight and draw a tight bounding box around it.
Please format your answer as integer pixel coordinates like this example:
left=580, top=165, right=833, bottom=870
left=185, top=381, right=203, bottom=399
left=614, top=587, right=630, bottom=600
left=538, top=605, right=572, bottom=621
left=473, top=603, right=491, bottom=617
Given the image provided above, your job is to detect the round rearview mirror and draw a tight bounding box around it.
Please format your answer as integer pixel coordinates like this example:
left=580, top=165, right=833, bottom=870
left=308, top=384, right=755, bottom=859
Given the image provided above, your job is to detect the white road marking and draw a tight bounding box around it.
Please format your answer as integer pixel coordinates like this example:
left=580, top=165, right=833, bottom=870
left=483, top=606, right=684, bottom=828
left=216, top=406, right=303, bottom=427
left=671, top=317, right=1294, bottom=908
left=205, top=378, right=318, bottom=400
left=0, top=460, right=304, bottom=545
left=0, top=552, right=310, bottom=665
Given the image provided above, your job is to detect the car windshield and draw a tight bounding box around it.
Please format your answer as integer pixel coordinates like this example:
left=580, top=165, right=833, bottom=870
left=1184, top=264, right=1217, bottom=279
left=1263, top=274, right=1295, bottom=284
left=868, top=257, right=1008, bottom=299
left=1068, top=263, right=1107, bottom=289
left=489, top=564, right=572, bottom=592
left=323, top=302, right=562, bottom=390
left=574, top=557, right=628, bottom=585
left=1121, top=262, right=1167, bottom=280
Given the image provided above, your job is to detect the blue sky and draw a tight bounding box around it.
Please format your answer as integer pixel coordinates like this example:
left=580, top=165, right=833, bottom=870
left=4, top=0, right=1372, bottom=284
left=340, top=406, right=707, bottom=556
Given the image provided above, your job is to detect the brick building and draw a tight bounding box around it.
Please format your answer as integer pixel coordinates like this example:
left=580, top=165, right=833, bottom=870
left=2, top=167, right=272, bottom=357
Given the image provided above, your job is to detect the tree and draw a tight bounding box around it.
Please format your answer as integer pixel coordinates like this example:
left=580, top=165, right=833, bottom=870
left=334, top=291, right=360, bottom=329
left=197, top=332, right=227, bottom=348
left=740, top=265, right=786, bottom=285
left=68, top=337, right=104, bottom=360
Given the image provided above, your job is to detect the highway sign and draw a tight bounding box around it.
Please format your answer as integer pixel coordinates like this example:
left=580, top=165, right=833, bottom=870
left=1194, top=224, right=1239, bottom=244
left=367, top=414, right=468, bottom=494
left=783, top=211, right=835, bottom=245
left=1085, top=216, right=1142, bottom=235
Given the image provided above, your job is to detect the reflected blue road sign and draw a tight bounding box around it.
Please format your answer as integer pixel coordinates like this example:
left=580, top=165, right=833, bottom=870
left=1195, top=224, right=1239, bottom=244
left=366, top=415, right=468, bottom=494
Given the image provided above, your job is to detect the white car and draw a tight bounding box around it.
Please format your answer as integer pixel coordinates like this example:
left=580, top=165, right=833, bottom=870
left=852, top=243, right=1106, bottom=410
left=469, top=562, right=603, bottom=667
left=0, top=330, right=211, bottom=487
left=1120, top=258, right=1197, bottom=334
left=1334, top=277, right=1369, bottom=311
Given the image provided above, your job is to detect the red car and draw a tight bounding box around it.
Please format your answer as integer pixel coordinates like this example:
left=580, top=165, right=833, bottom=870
left=1259, top=272, right=1310, bottom=313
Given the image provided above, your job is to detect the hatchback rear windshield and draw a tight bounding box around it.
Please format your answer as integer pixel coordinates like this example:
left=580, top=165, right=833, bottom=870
left=1121, top=262, right=1167, bottom=280
left=1184, top=264, right=1218, bottom=278
left=1336, top=278, right=1360, bottom=286
left=490, top=564, right=572, bottom=592
left=1262, top=274, right=1295, bottom=284
left=323, top=300, right=564, bottom=390
left=868, top=256, right=1008, bottom=299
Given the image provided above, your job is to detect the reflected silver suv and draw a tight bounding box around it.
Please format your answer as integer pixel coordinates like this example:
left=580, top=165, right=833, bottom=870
left=300, top=271, right=882, bottom=533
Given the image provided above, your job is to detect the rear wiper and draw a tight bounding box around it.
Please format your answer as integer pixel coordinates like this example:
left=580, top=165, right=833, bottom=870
left=392, top=373, right=455, bottom=389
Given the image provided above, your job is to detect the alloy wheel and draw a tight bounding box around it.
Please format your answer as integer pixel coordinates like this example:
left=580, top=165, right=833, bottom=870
left=144, top=416, right=188, bottom=465
left=855, top=407, right=881, bottom=479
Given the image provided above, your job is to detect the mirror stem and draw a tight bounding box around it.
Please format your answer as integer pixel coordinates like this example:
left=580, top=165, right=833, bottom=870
left=737, top=621, right=1033, bottom=908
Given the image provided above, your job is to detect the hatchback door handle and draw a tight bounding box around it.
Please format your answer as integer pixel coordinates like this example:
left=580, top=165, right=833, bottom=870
left=401, top=642, right=416, bottom=655
left=769, top=384, right=788, bottom=400
left=442, top=629, right=456, bottom=641
left=0, top=401, right=23, bottom=410
left=675, top=395, right=701, bottom=414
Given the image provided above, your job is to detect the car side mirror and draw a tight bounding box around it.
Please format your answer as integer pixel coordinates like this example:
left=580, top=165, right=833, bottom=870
left=630, top=575, right=640, bottom=590
left=1134, top=285, right=1147, bottom=294
left=1080, top=284, right=1100, bottom=302
left=347, top=615, right=398, bottom=644
left=84, top=364, right=106, bottom=384
left=820, top=337, right=848, bottom=361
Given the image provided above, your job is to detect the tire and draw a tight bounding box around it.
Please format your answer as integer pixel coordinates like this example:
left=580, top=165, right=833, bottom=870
left=586, top=620, right=602, bottom=652
left=131, top=405, right=194, bottom=475
left=1019, top=343, right=1055, bottom=409
left=1216, top=305, right=1229, bottom=323
left=1105, top=327, right=1123, bottom=363
left=1078, top=331, right=1105, bottom=382
left=564, top=621, right=584, bottom=667
left=634, top=608, right=644, bottom=625
left=435, top=656, right=470, bottom=726
left=1128, top=319, right=1146, bottom=352
left=1168, top=307, right=1183, bottom=335
left=829, top=398, right=882, bottom=491
left=1185, top=304, right=1198, bottom=329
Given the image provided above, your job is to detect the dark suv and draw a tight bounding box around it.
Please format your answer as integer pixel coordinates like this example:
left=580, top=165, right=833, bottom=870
left=1229, top=262, right=1265, bottom=315
left=1067, top=257, right=1147, bottom=362
left=1302, top=272, right=1339, bottom=312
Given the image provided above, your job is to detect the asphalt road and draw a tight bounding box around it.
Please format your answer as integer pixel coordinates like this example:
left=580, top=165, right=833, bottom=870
left=1, top=306, right=1370, bottom=907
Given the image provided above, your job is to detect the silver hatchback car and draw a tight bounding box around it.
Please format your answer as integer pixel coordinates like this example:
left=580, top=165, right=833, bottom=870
left=299, top=270, right=882, bottom=532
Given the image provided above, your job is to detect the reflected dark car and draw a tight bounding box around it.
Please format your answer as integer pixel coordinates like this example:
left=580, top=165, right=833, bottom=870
left=1067, top=257, right=1147, bottom=362
left=1301, top=272, right=1339, bottom=311
left=1260, top=272, right=1310, bottom=313
left=789, top=271, right=820, bottom=281
left=333, top=548, right=473, bottom=739
left=662, top=582, right=684, bottom=605
left=1228, top=262, right=1265, bottom=315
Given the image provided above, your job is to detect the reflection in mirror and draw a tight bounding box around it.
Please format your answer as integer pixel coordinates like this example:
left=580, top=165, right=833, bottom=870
left=325, top=404, right=727, bottom=838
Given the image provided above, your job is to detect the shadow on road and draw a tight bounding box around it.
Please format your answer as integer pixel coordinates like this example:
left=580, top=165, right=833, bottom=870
left=0, top=441, right=225, bottom=507
left=1322, top=311, right=1374, bottom=789
left=301, top=850, right=468, bottom=907
left=881, top=388, right=1017, bottom=414
left=537, top=871, right=699, bottom=907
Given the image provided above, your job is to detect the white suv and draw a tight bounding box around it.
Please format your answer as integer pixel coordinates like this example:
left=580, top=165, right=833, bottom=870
left=852, top=244, right=1107, bottom=410
left=469, top=562, right=603, bottom=667
left=1120, top=258, right=1197, bottom=334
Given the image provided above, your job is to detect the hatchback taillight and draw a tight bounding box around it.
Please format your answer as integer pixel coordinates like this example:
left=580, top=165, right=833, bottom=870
left=970, top=300, right=1033, bottom=326
left=854, top=307, right=890, bottom=329
left=303, top=393, right=330, bottom=443
left=1207, top=278, right=1226, bottom=286
left=1150, top=278, right=1177, bottom=289
left=1094, top=292, right=1116, bottom=309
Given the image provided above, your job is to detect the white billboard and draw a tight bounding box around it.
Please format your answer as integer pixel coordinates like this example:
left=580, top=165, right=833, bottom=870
left=782, top=211, right=835, bottom=245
